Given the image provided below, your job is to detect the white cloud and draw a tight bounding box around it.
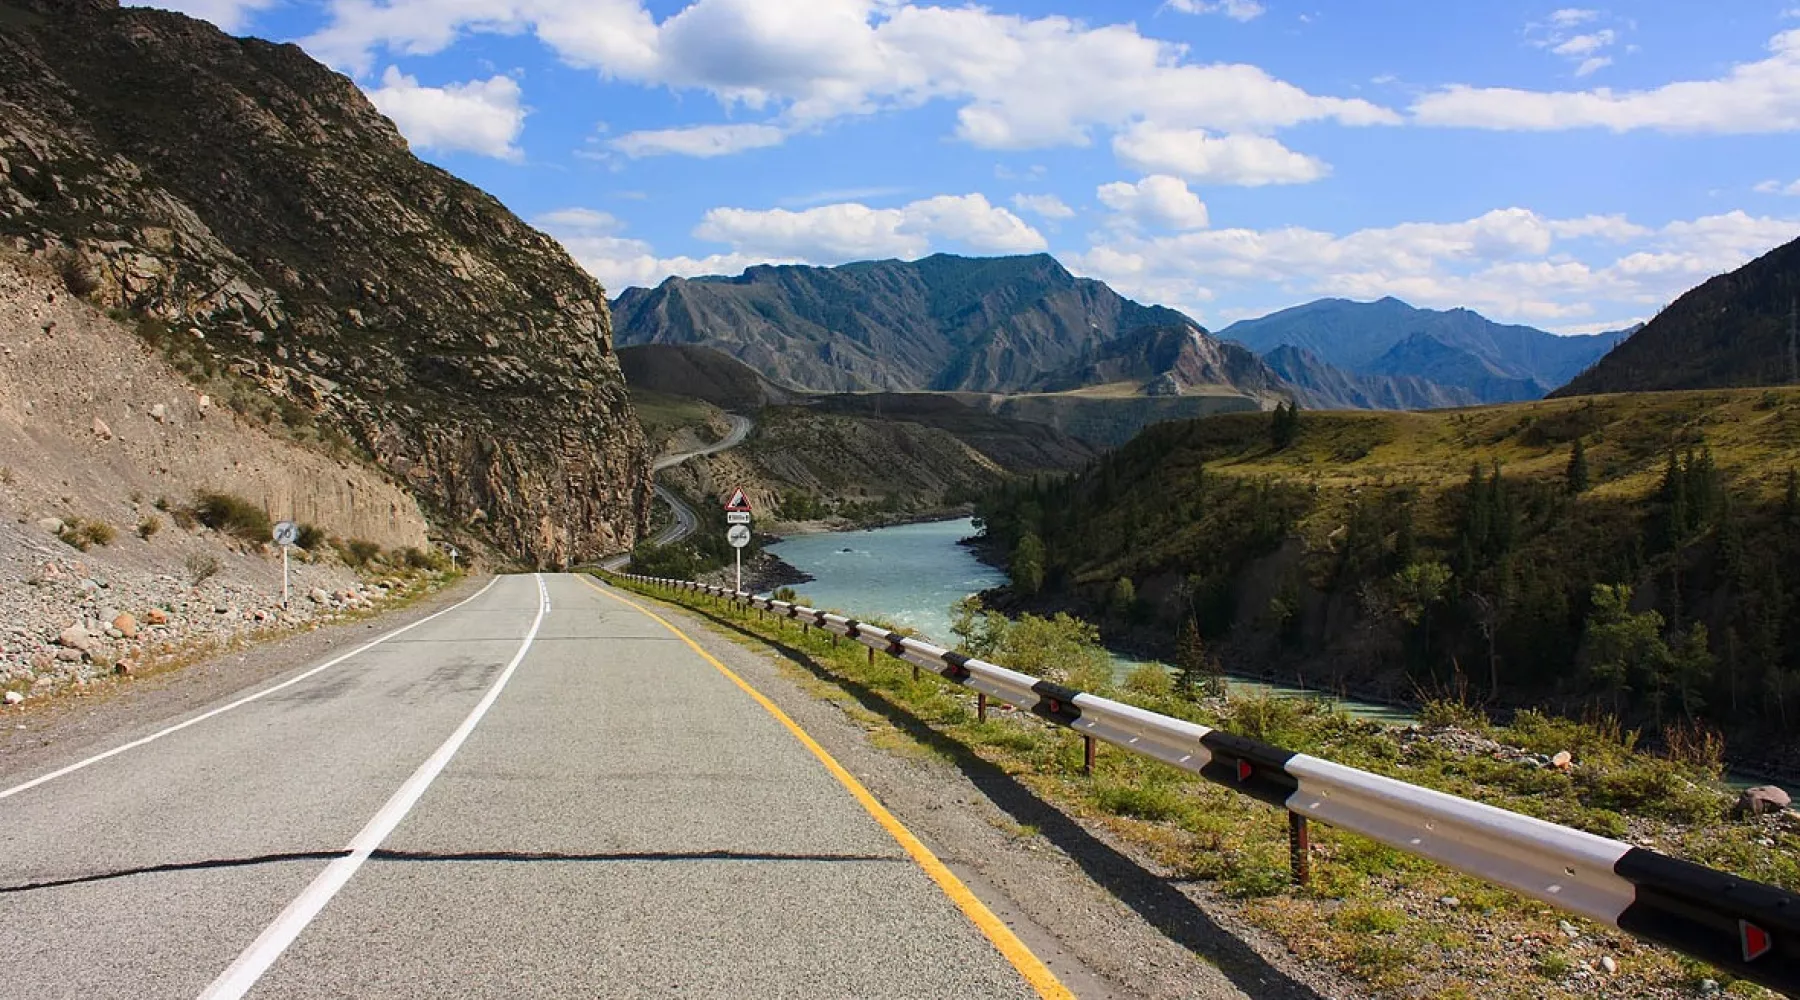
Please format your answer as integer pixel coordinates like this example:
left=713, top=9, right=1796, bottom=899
left=1068, top=207, right=1800, bottom=327
left=1165, top=0, right=1267, bottom=21
left=1549, top=8, right=1600, bottom=28
left=1757, top=178, right=1800, bottom=195
left=534, top=208, right=782, bottom=293
left=127, top=0, right=276, bottom=33
left=1111, top=124, right=1330, bottom=185
left=695, top=193, right=1047, bottom=261
left=1097, top=175, right=1211, bottom=230
left=1417, top=30, right=1800, bottom=132
left=304, top=0, right=1397, bottom=156
left=1012, top=193, right=1076, bottom=219
left=610, top=123, right=786, bottom=158
left=366, top=67, right=527, bottom=160
left=1552, top=29, right=1615, bottom=58
left=1574, top=56, right=1613, bottom=77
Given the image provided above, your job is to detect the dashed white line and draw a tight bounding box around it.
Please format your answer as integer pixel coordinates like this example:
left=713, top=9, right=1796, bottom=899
left=197, top=573, right=549, bottom=1000
left=0, top=576, right=502, bottom=802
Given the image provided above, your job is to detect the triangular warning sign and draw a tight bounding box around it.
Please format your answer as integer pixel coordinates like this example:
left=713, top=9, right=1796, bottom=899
left=1743, top=920, right=1774, bottom=962
left=724, top=488, right=752, bottom=512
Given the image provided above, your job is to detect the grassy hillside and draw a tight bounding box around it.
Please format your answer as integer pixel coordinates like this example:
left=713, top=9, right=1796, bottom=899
left=977, top=388, right=1800, bottom=753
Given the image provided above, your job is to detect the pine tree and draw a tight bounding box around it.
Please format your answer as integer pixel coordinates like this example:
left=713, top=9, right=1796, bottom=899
left=1271, top=401, right=1300, bottom=450
left=1565, top=436, right=1590, bottom=494
left=1174, top=616, right=1205, bottom=698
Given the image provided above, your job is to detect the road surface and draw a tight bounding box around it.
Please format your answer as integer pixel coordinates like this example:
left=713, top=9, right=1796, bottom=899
left=0, top=573, right=1059, bottom=999
left=606, top=413, right=753, bottom=569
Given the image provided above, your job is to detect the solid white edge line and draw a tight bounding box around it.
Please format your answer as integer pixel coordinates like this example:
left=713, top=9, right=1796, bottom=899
left=0, top=576, right=502, bottom=802
left=197, top=573, right=549, bottom=1000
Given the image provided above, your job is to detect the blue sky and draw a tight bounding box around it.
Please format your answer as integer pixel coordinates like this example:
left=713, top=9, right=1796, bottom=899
left=143, top=0, right=1800, bottom=334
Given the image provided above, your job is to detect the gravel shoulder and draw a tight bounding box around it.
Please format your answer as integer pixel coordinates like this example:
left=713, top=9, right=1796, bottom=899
left=608, top=583, right=1368, bottom=1000
left=0, top=573, right=489, bottom=788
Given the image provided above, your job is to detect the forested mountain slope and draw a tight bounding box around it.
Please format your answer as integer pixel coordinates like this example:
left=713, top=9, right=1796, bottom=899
left=977, top=388, right=1800, bottom=744
left=1556, top=235, right=1800, bottom=396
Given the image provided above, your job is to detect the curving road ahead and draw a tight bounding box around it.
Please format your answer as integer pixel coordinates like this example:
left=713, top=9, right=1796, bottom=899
left=606, top=414, right=753, bottom=569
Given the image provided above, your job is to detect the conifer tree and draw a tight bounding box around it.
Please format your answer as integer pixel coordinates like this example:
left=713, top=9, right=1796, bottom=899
left=1566, top=436, right=1590, bottom=494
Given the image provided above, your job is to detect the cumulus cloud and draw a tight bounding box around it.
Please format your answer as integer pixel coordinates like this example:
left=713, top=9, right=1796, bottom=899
left=1067, top=207, right=1800, bottom=328
left=1416, top=29, right=1800, bottom=132
left=1012, top=193, right=1076, bottom=219
left=1097, top=176, right=1211, bottom=230
left=1111, top=124, right=1330, bottom=185
left=696, top=193, right=1046, bottom=261
left=610, top=123, right=786, bottom=158
left=366, top=67, right=527, bottom=160
left=533, top=208, right=783, bottom=293
left=1756, top=178, right=1800, bottom=196
left=126, top=0, right=277, bottom=33
left=1165, top=0, right=1266, bottom=21
left=304, top=0, right=1396, bottom=156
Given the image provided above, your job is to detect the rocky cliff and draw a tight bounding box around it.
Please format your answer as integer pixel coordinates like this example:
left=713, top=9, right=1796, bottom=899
left=0, top=0, right=650, bottom=566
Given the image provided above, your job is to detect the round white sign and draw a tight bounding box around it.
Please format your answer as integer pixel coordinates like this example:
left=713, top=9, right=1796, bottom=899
left=726, top=524, right=751, bottom=548
left=272, top=520, right=299, bottom=547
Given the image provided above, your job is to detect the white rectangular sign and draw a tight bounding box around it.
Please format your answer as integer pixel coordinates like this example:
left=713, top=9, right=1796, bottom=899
left=725, top=511, right=752, bottom=525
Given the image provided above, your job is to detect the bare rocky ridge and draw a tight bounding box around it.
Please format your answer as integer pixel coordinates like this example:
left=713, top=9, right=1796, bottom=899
left=0, top=248, right=436, bottom=701
left=0, top=0, right=651, bottom=567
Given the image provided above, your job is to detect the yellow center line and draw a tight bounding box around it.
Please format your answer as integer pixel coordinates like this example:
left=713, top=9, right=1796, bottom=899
left=574, top=574, right=1075, bottom=1000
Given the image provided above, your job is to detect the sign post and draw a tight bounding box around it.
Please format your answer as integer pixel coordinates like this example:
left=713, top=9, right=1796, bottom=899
left=272, top=520, right=299, bottom=607
left=724, top=488, right=752, bottom=594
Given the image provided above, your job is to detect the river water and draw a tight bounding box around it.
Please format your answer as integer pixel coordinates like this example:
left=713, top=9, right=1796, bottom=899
left=766, top=517, right=1416, bottom=725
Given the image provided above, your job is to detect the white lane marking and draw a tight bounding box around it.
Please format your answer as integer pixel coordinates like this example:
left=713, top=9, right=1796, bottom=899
left=0, top=576, right=502, bottom=802
left=197, top=573, right=549, bottom=1000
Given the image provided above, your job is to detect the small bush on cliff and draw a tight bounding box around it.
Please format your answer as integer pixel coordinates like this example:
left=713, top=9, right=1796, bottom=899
left=58, top=518, right=116, bottom=551
left=295, top=523, right=326, bottom=551
left=136, top=515, right=161, bottom=540
left=338, top=539, right=383, bottom=567
left=399, top=546, right=448, bottom=571
left=185, top=552, right=221, bottom=585
left=192, top=491, right=272, bottom=542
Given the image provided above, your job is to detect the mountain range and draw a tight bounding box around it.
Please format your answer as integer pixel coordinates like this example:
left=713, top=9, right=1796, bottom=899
left=1220, top=297, right=1619, bottom=404
left=613, top=254, right=1227, bottom=395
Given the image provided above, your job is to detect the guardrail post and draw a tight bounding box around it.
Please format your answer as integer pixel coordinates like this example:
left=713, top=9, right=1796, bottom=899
left=977, top=691, right=987, bottom=722
left=1288, top=812, right=1311, bottom=886
left=868, top=647, right=874, bottom=666
left=1082, top=734, right=1096, bottom=776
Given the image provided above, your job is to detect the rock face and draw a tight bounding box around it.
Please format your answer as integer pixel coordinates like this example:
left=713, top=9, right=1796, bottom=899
left=1027, top=322, right=1285, bottom=398
left=613, top=253, right=1202, bottom=393
left=0, top=0, right=650, bottom=566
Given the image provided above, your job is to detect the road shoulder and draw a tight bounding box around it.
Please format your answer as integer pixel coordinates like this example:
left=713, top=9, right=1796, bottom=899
left=598, top=582, right=1368, bottom=1000
left=0, top=574, right=491, bottom=788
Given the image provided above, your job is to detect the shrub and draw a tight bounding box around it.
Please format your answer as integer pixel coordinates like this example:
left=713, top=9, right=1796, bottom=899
left=399, top=546, right=448, bottom=571
left=185, top=551, right=221, bottom=584
left=342, top=539, right=382, bottom=567
left=58, top=518, right=116, bottom=550
left=1123, top=661, right=1174, bottom=697
left=136, top=515, right=162, bottom=540
left=191, top=490, right=272, bottom=542
left=294, top=523, right=327, bottom=551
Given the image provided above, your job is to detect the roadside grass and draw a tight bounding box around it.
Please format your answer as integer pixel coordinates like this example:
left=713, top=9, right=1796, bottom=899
left=603, top=574, right=1784, bottom=1000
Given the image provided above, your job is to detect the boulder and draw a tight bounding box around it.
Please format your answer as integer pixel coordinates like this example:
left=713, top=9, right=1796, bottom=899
left=3, top=691, right=22, bottom=706
left=1734, top=785, right=1792, bottom=818
left=111, top=613, right=138, bottom=639
left=114, top=659, right=135, bottom=677
left=145, top=608, right=169, bottom=625
left=56, top=626, right=93, bottom=651
left=150, top=403, right=168, bottom=423
left=91, top=416, right=113, bottom=440
left=36, top=517, right=64, bottom=534
left=308, top=587, right=330, bottom=604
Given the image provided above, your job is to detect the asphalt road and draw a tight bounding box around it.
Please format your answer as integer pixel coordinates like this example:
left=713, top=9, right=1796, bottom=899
left=605, top=414, right=754, bottom=570
left=0, top=574, right=1052, bottom=999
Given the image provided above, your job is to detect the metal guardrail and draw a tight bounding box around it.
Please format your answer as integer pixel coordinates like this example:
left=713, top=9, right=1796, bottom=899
left=608, top=571, right=1800, bottom=994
